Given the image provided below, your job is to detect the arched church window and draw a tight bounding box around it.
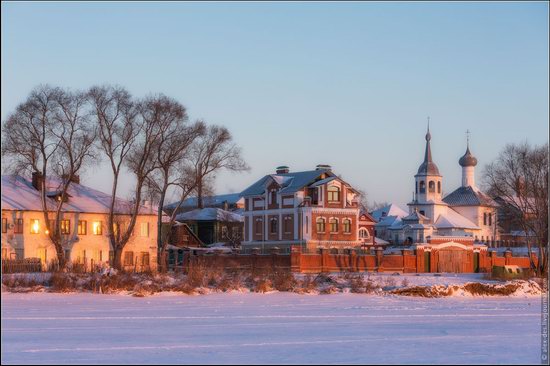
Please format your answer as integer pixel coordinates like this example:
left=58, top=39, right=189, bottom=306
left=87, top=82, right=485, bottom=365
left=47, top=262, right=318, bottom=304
left=483, top=213, right=487, bottom=225
left=428, top=181, right=435, bottom=193
left=419, top=181, right=425, bottom=193
left=415, top=182, right=418, bottom=194
left=488, top=213, right=492, bottom=226
left=437, top=181, right=441, bottom=193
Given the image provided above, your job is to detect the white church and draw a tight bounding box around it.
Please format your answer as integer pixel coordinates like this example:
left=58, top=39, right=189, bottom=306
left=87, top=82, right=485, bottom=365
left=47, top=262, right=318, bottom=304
left=383, top=126, right=499, bottom=245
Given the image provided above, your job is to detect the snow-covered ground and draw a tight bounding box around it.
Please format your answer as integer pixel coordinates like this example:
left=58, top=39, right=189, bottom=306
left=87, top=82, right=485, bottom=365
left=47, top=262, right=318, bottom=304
left=1, top=288, right=542, bottom=364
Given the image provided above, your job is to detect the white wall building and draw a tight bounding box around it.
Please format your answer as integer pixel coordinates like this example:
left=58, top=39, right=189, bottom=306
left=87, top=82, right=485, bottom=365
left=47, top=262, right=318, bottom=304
left=1, top=174, right=160, bottom=271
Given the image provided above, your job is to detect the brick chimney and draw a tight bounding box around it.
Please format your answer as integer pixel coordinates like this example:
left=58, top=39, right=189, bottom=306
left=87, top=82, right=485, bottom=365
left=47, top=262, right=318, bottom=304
left=62, top=174, right=80, bottom=184
left=31, top=172, right=43, bottom=191
left=276, top=166, right=290, bottom=174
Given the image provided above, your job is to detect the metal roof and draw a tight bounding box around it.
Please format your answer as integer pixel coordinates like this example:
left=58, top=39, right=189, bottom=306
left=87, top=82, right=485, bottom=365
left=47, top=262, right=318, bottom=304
left=240, top=169, right=333, bottom=197
left=443, top=186, right=498, bottom=207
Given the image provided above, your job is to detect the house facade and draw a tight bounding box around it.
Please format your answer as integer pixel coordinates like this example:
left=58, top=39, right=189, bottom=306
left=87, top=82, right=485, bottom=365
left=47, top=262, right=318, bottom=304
left=1, top=174, right=159, bottom=271
left=240, top=165, right=368, bottom=251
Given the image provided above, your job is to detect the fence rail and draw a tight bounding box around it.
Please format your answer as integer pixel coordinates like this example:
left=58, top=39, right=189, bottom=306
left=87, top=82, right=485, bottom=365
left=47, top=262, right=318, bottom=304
left=2, top=258, right=42, bottom=273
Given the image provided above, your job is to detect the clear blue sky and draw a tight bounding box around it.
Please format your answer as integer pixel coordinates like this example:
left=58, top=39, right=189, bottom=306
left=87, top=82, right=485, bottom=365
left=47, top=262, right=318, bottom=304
left=2, top=2, right=548, bottom=207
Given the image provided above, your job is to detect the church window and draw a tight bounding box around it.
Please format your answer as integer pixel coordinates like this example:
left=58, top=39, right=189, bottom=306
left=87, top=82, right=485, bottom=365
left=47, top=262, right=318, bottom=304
left=415, top=182, right=418, bottom=194
left=419, top=181, right=425, bottom=193
left=437, top=182, right=441, bottom=193
left=488, top=213, right=492, bottom=226
left=483, top=213, right=487, bottom=225
left=428, top=181, right=435, bottom=193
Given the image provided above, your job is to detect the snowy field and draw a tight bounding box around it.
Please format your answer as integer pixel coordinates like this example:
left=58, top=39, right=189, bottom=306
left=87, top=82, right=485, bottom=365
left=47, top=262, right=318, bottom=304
left=1, top=288, right=543, bottom=365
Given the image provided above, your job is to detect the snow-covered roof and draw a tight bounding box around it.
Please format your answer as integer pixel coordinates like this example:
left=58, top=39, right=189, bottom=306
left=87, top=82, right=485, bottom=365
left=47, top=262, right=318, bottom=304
left=164, top=193, right=243, bottom=211
left=240, top=169, right=333, bottom=197
left=434, top=208, right=479, bottom=230
left=175, top=208, right=244, bottom=223
left=370, top=203, right=408, bottom=222
left=309, top=176, right=337, bottom=188
left=1, top=175, right=158, bottom=216
left=443, top=186, right=498, bottom=207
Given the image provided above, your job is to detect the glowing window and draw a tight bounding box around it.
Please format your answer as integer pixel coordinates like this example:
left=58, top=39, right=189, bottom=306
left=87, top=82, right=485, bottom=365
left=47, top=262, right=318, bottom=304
left=92, top=221, right=103, bottom=235
left=30, top=219, right=40, bottom=234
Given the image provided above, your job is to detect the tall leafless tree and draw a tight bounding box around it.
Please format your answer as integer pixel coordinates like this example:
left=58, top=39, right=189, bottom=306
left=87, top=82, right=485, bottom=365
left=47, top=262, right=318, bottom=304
left=190, top=124, right=249, bottom=208
left=144, top=98, right=206, bottom=269
left=483, top=142, right=548, bottom=276
left=88, top=85, right=141, bottom=270
left=2, top=85, right=96, bottom=268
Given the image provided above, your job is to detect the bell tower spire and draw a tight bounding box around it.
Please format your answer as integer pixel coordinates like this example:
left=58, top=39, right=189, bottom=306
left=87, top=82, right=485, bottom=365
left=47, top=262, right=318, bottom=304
left=414, top=118, right=442, bottom=205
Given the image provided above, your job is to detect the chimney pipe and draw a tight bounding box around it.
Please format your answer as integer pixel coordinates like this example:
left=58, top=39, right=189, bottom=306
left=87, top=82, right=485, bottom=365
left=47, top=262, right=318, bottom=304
left=31, top=172, right=43, bottom=191
left=276, top=166, right=290, bottom=174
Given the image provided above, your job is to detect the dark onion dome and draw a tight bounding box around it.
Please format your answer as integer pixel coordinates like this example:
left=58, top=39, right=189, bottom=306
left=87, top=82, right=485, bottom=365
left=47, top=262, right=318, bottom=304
left=417, top=128, right=440, bottom=175
left=459, top=146, right=478, bottom=167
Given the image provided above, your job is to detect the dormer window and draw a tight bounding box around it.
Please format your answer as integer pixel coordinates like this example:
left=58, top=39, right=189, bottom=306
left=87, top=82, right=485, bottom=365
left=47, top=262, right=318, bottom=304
left=327, top=186, right=340, bottom=202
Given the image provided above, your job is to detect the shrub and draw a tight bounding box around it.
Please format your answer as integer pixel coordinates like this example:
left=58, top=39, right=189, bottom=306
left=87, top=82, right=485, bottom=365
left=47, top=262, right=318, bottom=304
left=49, top=272, right=78, bottom=292
left=295, top=274, right=317, bottom=294
left=349, top=274, right=366, bottom=294
left=463, top=282, right=520, bottom=296
left=270, top=270, right=297, bottom=292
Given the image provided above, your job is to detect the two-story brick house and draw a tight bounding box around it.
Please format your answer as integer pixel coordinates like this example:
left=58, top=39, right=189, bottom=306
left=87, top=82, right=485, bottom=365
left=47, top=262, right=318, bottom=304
left=240, top=165, right=365, bottom=251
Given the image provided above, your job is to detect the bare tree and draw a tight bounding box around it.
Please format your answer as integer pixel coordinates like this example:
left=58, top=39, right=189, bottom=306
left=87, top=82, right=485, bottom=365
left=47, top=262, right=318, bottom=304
left=190, top=124, right=249, bottom=208
left=88, top=85, right=141, bottom=270
left=2, top=85, right=96, bottom=268
left=144, top=97, right=206, bottom=269
left=483, top=142, right=548, bottom=276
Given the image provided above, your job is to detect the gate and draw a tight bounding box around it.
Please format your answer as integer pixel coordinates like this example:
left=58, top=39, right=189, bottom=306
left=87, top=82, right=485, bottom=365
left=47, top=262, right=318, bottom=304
left=437, top=248, right=468, bottom=273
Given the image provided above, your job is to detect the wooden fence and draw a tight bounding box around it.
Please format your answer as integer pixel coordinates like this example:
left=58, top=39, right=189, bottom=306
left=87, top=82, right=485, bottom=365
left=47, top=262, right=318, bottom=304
left=2, top=258, right=42, bottom=274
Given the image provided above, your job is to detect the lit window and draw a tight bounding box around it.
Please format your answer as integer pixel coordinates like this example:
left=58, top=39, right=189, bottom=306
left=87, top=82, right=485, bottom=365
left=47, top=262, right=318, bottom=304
left=92, top=221, right=102, bottom=235
left=327, top=186, right=340, bottom=202
left=1, top=218, right=7, bottom=233
left=60, top=220, right=70, bottom=235
left=30, top=219, right=40, bottom=234
left=140, top=222, right=149, bottom=237
left=78, top=220, right=87, bottom=235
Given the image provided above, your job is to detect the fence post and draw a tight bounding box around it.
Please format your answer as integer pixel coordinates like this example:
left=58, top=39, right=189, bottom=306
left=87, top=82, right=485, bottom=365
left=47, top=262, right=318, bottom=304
left=290, top=246, right=302, bottom=273
left=376, top=247, right=384, bottom=272
left=504, top=249, right=512, bottom=265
